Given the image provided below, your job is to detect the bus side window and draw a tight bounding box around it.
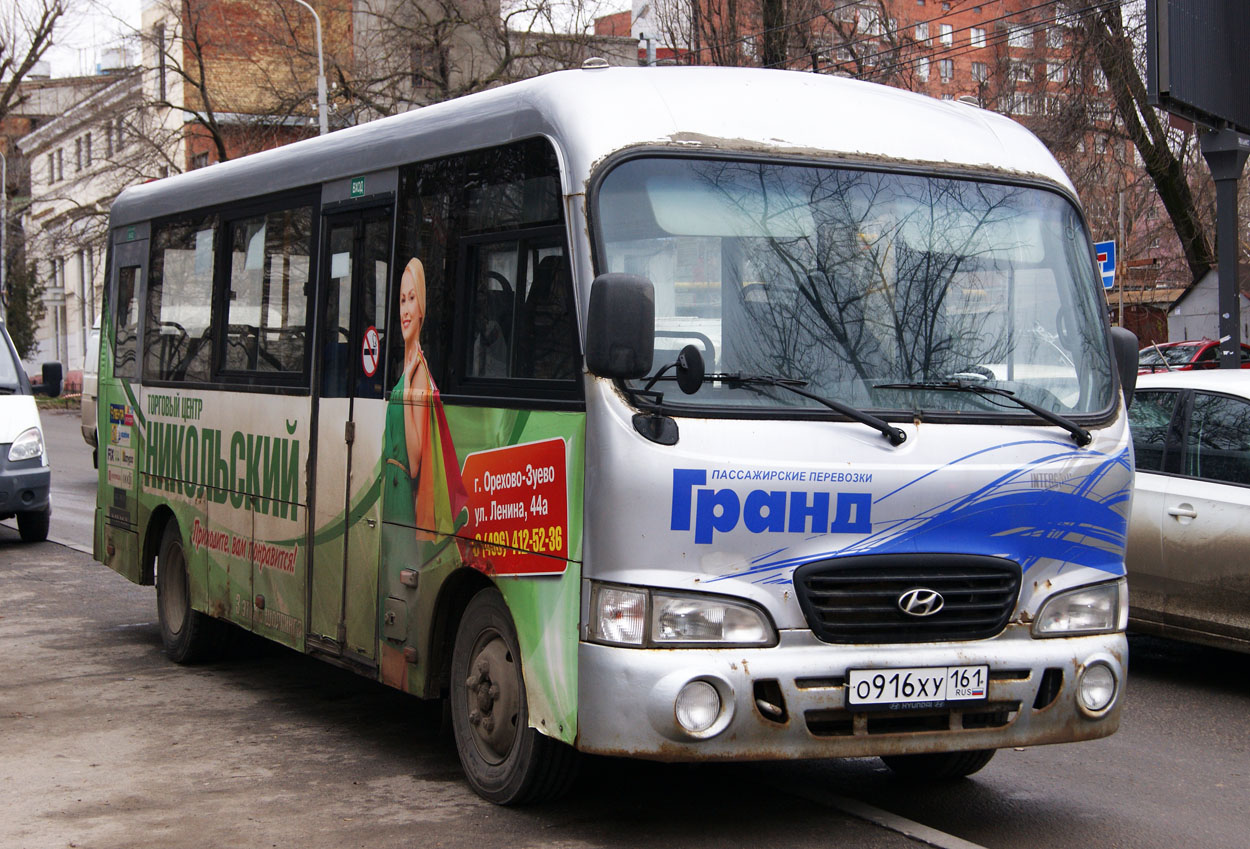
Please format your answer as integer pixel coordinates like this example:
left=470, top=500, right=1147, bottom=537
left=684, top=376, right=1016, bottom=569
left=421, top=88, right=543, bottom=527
left=114, top=266, right=140, bottom=379
left=145, top=215, right=217, bottom=383
left=222, top=206, right=312, bottom=375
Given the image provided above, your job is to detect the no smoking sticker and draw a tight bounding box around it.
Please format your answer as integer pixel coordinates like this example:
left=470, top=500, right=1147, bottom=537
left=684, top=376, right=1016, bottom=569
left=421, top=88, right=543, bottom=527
left=361, top=326, right=380, bottom=377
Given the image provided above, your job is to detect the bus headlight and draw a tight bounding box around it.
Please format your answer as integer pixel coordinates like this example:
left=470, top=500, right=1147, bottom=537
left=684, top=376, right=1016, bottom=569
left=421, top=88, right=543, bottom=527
left=1032, top=580, right=1127, bottom=637
left=589, top=582, right=776, bottom=647
left=8, top=427, right=45, bottom=462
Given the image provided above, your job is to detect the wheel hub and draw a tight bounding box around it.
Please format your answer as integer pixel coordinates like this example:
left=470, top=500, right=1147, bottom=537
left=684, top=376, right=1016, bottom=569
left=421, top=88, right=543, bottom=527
left=463, top=635, right=519, bottom=763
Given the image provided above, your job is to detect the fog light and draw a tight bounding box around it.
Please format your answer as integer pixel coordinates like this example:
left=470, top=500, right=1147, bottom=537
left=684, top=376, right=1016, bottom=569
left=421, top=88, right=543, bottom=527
left=675, top=680, right=721, bottom=733
left=1077, top=662, right=1116, bottom=714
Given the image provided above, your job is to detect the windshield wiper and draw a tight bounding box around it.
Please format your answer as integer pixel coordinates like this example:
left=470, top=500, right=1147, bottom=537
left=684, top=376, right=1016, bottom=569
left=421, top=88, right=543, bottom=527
left=712, top=372, right=908, bottom=446
left=875, top=380, right=1091, bottom=447
left=640, top=345, right=906, bottom=446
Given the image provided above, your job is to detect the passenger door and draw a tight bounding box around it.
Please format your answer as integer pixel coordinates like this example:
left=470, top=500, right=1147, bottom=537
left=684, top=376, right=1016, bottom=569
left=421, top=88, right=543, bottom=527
left=1158, top=391, right=1250, bottom=639
left=308, top=206, right=392, bottom=664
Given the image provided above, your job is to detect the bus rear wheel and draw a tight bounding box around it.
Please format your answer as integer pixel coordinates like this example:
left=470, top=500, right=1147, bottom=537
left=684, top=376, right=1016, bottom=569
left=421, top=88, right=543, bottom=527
left=156, top=522, right=225, bottom=664
left=450, top=587, right=578, bottom=805
left=880, top=748, right=996, bottom=780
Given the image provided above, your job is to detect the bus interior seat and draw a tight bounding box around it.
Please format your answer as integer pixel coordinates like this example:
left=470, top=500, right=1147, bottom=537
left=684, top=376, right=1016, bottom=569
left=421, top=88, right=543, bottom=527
left=520, top=254, right=576, bottom=379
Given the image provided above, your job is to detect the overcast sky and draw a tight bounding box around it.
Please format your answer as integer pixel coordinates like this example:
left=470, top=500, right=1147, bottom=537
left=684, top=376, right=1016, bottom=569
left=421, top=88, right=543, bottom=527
left=41, top=0, right=142, bottom=78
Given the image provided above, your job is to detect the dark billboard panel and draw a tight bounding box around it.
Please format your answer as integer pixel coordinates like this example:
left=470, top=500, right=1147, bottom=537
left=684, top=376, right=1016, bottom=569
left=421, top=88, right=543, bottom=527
left=1147, top=0, right=1250, bottom=135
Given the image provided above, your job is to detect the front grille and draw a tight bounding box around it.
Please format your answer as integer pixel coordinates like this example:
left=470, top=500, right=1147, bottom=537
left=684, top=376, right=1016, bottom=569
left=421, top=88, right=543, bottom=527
left=804, top=701, right=1020, bottom=737
left=793, top=554, right=1021, bottom=643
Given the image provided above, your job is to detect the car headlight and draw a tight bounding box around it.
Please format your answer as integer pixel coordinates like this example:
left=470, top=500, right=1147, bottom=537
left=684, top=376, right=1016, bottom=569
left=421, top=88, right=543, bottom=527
left=1032, top=580, right=1127, bottom=637
left=8, top=427, right=45, bottom=462
left=589, top=582, right=777, bottom=648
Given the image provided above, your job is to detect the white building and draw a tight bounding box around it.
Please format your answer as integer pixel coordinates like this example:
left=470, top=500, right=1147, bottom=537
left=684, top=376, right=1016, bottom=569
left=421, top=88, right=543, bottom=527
left=1167, top=269, right=1250, bottom=343
left=17, top=70, right=147, bottom=373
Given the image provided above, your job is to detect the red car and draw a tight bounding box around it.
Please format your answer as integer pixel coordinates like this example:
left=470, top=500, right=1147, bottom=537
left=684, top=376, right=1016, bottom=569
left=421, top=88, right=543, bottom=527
left=1137, top=340, right=1250, bottom=373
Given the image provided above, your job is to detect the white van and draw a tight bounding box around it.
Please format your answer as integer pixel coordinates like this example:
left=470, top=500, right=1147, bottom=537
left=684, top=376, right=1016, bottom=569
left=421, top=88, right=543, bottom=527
left=81, top=322, right=100, bottom=463
left=0, top=321, right=61, bottom=542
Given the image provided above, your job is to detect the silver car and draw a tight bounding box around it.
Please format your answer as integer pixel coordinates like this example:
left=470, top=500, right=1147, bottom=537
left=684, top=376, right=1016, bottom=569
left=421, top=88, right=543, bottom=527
left=1127, top=370, right=1250, bottom=653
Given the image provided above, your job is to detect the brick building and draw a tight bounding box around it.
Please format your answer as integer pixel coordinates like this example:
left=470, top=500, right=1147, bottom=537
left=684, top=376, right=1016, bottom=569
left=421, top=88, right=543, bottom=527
left=610, top=0, right=1191, bottom=340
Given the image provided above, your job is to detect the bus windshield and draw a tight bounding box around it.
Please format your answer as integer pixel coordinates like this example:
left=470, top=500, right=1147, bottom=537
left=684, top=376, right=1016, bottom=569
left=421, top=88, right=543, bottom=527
left=596, top=157, right=1114, bottom=417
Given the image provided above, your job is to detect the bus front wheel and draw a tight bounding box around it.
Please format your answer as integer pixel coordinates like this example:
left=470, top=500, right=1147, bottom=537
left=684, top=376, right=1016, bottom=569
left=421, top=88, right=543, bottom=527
left=450, top=587, right=578, bottom=804
left=156, top=522, right=224, bottom=664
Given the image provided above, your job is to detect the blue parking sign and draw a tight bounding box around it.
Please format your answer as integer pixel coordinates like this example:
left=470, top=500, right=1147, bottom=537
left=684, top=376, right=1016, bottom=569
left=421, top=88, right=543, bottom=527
left=1094, top=240, right=1116, bottom=289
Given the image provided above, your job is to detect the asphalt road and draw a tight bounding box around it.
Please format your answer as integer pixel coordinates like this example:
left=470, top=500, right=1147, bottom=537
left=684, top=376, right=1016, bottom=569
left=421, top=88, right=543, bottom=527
left=1, top=406, right=1248, bottom=848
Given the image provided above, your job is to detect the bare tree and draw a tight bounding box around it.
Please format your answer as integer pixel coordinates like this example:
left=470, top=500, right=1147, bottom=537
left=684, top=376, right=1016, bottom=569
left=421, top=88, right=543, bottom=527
left=0, top=0, right=66, bottom=125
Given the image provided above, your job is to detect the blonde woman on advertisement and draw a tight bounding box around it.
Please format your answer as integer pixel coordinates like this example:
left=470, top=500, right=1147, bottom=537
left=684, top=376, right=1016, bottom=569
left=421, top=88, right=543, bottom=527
left=384, top=258, right=468, bottom=540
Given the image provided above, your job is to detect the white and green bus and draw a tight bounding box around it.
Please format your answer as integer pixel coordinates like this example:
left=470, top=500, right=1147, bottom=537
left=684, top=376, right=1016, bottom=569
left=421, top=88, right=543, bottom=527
left=95, top=65, right=1140, bottom=804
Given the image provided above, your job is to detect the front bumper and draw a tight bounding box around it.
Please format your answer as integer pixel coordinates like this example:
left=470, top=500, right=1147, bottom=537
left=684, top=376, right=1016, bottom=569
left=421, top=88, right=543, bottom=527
left=575, top=625, right=1125, bottom=760
left=0, top=455, right=50, bottom=518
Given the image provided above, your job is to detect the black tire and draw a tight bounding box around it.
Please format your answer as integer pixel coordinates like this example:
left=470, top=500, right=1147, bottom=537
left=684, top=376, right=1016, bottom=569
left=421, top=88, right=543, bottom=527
left=450, top=587, right=578, bottom=804
left=880, top=748, right=996, bottom=780
left=17, top=505, right=50, bottom=543
left=156, top=522, right=225, bottom=664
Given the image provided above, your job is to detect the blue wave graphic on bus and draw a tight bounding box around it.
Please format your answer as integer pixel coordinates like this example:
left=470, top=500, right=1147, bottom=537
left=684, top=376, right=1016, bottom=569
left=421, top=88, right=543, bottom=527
left=711, top=440, right=1132, bottom=586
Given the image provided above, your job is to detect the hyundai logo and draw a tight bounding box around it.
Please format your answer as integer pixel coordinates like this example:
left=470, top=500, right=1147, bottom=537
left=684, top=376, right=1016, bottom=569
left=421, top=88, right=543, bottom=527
left=898, top=588, right=945, bottom=617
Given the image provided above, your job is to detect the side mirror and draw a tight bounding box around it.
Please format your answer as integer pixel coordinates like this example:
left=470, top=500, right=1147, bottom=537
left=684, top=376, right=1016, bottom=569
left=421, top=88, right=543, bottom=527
left=32, top=362, right=64, bottom=398
left=1110, top=327, right=1137, bottom=409
left=586, top=273, right=655, bottom=379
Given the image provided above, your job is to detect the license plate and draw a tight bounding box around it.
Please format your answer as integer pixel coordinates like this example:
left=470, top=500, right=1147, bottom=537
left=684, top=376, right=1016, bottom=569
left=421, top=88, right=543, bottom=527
left=846, top=665, right=989, bottom=708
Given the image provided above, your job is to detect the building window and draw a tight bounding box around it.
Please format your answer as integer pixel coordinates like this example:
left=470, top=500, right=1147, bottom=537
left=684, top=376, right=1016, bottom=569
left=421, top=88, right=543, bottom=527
left=75, top=137, right=82, bottom=172
left=939, top=24, right=953, bottom=45
left=915, top=22, right=928, bottom=41
left=47, top=153, right=56, bottom=184
left=55, top=148, right=64, bottom=181
left=1008, top=25, right=1032, bottom=49
left=971, top=62, right=988, bottom=83
left=190, top=152, right=209, bottom=170
left=1010, top=59, right=1033, bottom=84
left=939, top=59, right=953, bottom=82
left=1048, top=25, right=1066, bottom=49
left=156, top=24, right=167, bottom=101
left=115, top=117, right=126, bottom=151
left=916, top=56, right=930, bottom=82
left=1046, top=62, right=1065, bottom=83
left=970, top=27, right=986, bottom=48
left=105, top=122, right=113, bottom=157
left=85, top=133, right=92, bottom=167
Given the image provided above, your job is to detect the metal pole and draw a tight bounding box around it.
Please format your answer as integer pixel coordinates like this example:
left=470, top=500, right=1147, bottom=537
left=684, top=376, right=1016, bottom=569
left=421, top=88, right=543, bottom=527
left=290, top=0, right=328, bottom=135
left=1, top=150, right=7, bottom=323
left=1200, top=128, right=1250, bottom=369
left=1117, top=190, right=1124, bottom=327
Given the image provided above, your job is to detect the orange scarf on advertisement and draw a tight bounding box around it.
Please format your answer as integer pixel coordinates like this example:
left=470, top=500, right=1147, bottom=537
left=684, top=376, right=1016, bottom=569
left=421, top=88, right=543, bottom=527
left=415, top=383, right=469, bottom=539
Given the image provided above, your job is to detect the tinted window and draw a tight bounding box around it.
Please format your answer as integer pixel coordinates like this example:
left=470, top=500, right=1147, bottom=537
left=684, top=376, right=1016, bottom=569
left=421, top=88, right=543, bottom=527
left=145, top=215, right=217, bottom=381
left=392, top=137, right=578, bottom=398
left=1128, top=390, right=1178, bottom=473
left=1185, top=392, right=1250, bottom=485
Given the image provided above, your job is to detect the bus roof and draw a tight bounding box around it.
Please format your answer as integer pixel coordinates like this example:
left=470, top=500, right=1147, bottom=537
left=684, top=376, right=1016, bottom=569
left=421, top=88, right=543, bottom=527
left=109, top=66, right=1074, bottom=228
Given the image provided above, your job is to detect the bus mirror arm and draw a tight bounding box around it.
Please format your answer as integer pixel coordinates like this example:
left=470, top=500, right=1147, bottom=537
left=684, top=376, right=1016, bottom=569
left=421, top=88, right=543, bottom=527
left=1109, top=327, right=1138, bottom=409
left=586, top=273, right=655, bottom=379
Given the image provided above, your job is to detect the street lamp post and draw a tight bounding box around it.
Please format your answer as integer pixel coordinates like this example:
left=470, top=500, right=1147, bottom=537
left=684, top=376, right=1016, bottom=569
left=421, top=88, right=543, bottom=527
left=1, top=149, right=7, bottom=323
left=289, top=0, right=328, bottom=135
